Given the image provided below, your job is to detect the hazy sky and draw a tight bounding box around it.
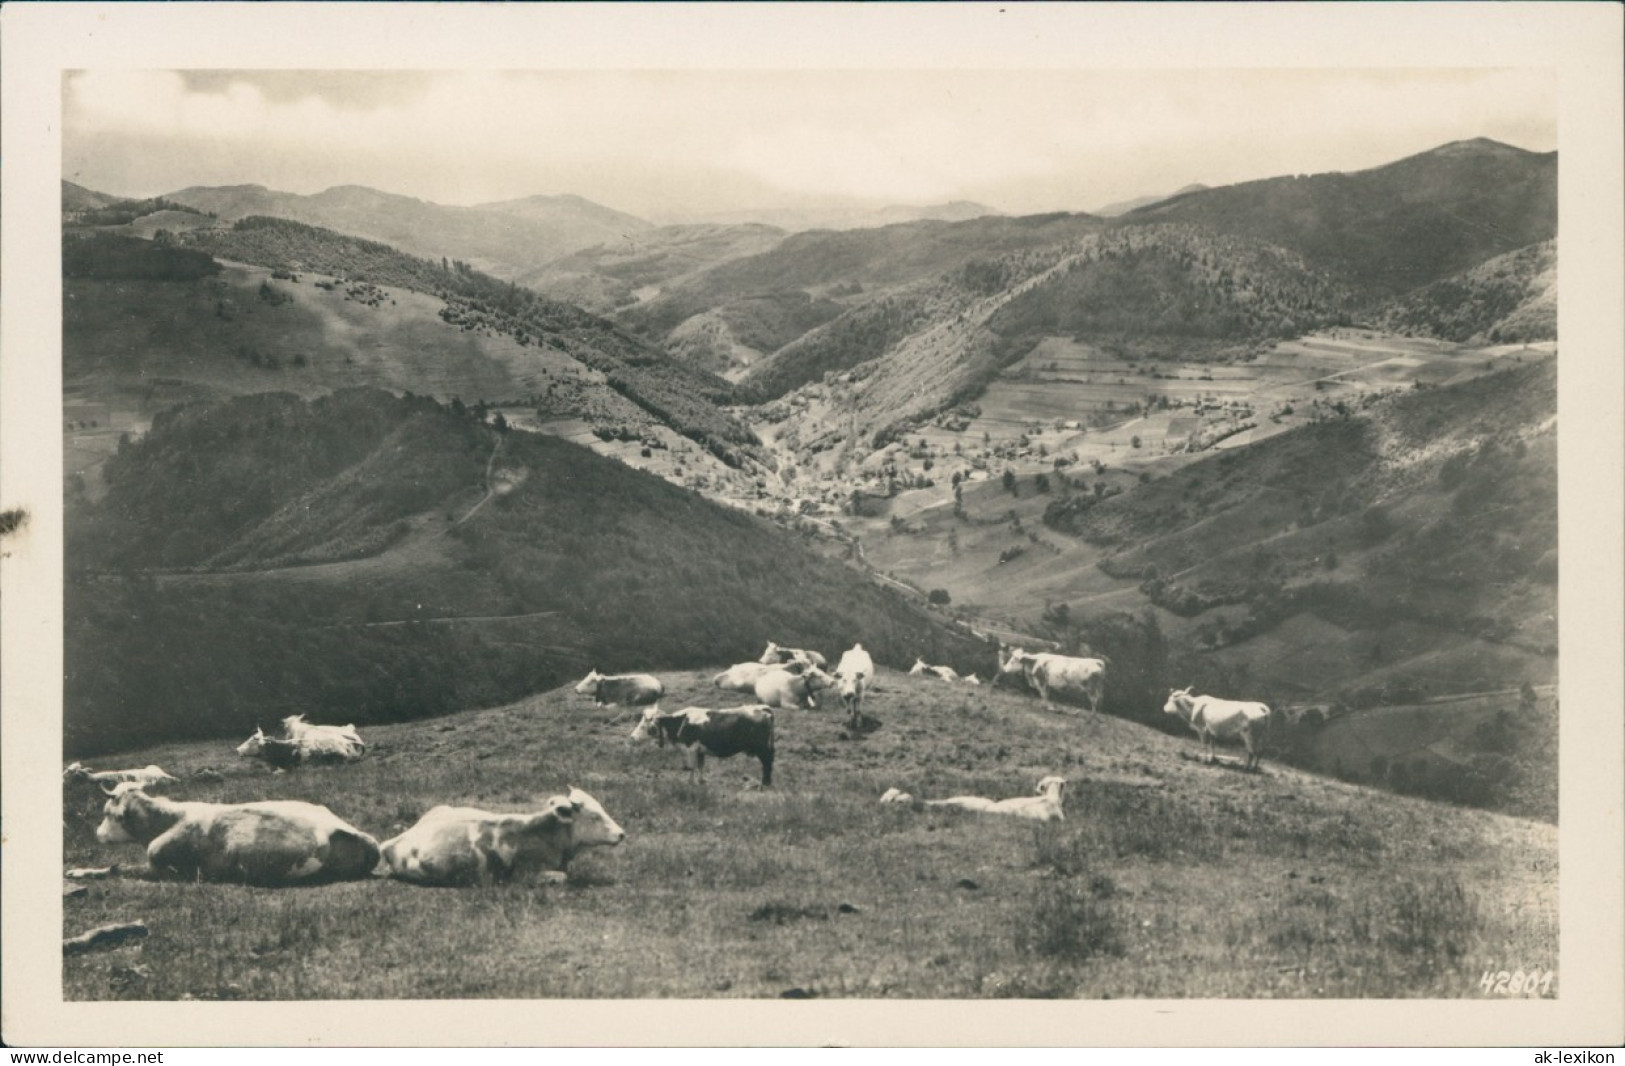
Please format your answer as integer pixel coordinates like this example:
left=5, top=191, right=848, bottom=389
left=63, top=68, right=1556, bottom=221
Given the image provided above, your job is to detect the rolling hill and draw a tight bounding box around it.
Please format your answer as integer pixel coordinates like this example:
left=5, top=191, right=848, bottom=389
left=64, top=388, right=989, bottom=756
left=1373, top=240, right=1556, bottom=344
left=64, top=663, right=1557, bottom=1000
left=1123, top=139, right=1556, bottom=296
left=517, top=222, right=788, bottom=315
left=163, top=217, right=759, bottom=462
left=162, top=183, right=652, bottom=280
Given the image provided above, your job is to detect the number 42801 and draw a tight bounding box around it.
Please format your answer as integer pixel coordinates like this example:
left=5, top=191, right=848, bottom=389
left=1480, top=969, right=1556, bottom=996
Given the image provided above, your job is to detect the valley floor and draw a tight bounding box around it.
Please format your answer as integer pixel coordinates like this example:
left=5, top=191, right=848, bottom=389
left=64, top=668, right=1557, bottom=1001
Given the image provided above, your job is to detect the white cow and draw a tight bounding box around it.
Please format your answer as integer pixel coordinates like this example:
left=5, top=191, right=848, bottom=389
left=279, top=715, right=366, bottom=763
left=574, top=670, right=664, bottom=707
left=1163, top=687, right=1272, bottom=771
left=379, top=788, right=626, bottom=887
left=94, top=782, right=381, bottom=885
left=758, top=642, right=827, bottom=669
left=64, top=762, right=179, bottom=791
left=712, top=661, right=779, bottom=693
left=880, top=776, right=1067, bottom=822
left=754, top=664, right=834, bottom=709
left=909, top=658, right=960, bottom=682
left=963, top=674, right=982, bottom=687
left=833, top=643, right=876, bottom=727
left=999, top=648, right=1107, bottom=711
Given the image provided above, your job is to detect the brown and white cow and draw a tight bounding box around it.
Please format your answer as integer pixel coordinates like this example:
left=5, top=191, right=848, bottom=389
left=378, top=788, right=626, bottom=887
left=94, top=782, right=381, bottom=885
left=575, top=669, right=664, bottom=707
left=631, top=705, right=776, bottom=786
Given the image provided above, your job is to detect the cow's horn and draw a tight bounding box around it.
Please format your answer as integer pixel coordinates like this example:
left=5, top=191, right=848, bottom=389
left=100, top=781, right=119, bottom=796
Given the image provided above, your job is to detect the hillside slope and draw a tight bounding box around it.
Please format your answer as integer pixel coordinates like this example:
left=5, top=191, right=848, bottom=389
left=167, top=217, right=758, bottom=461
left=1125, top=139, right=1556, bottom=296
left=66, top=666, right=1556, bottom=1000
left=1374, top=240, right=1556, bottom=344
left=164, top=183, right=650, bottom=279
left=65, top=389, right=988, bottom=755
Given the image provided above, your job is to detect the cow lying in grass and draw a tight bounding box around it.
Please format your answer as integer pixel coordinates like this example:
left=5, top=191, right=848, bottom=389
left=574, top=669, right=664, bottom=707
left=754, top=664, right=834, bottom=710
left=758, top=641, right=827, bottom=669
left=631, top=704, right=776, bottom=786
left=64, top=762, right=179, bottom=791
left=880, top=775, right=1068, bottom=822
left=713, top=661, right=778, bottom=692
left=236, top=716, right=366, bottom=769
left=378, top=788, right=626, bottom=887
left=1163, top=688, right=1272, bottom=771
left=909, top=658, right=960, bottom=682
left=94, top=782, right=381, bottom=885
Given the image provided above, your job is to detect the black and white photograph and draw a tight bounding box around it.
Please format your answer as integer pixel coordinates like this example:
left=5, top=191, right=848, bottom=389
left=3, top=1, right=1621, bottom=1049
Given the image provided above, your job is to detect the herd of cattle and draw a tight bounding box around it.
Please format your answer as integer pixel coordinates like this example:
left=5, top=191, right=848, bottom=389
left=66, top=641, right=1275, bottom=890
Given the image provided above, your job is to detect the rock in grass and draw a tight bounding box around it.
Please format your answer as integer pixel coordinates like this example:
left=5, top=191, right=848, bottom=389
left=65, top=865, right=117, bottom=880
left=64, top=922, right=149, bottom=956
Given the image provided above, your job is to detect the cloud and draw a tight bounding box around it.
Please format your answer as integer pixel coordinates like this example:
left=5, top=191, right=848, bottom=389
left=63, top=69, right=1556, bottom=214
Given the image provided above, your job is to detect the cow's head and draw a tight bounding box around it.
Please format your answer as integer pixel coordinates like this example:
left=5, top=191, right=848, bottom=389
left=281, top=713, right=309, bottom=734
left=803, top=666, right=836, bottom=693
left=998, top=649, right=1031, bottom=677
left=236, top=727, right=268, bottom=757
left=1035, top=775, right=1067, bottom=802
left=563, top=787, right=626, bottom=849
left=1162, top=688, right=1193, bottom=719
left=909, top=658, right=928, bottom=675
left=837, top=671, right=864, bottom=705
left=964, top=674, right=981, bottom=686
left=95, top=783, right=175, bottom=845
left=629, top=704, right=664, bottom=743
left=758, top=642, right=782, bottom=665
left=63, top=762, right=93, bottom=785
left=574, top=669, right=603, bottom=695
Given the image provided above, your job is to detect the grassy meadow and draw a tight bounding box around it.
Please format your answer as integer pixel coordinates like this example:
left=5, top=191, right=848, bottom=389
left=64, top=666, right=1557, bottom=1000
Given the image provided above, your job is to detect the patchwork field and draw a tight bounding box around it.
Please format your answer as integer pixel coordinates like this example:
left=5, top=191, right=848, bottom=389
left=64, top=667, right=1557, bottom=1001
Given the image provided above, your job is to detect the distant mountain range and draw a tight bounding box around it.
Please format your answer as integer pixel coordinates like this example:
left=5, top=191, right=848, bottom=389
left=1092, top=184, right=1209, bottom=217
left=160, top=183, right=652, bottom=282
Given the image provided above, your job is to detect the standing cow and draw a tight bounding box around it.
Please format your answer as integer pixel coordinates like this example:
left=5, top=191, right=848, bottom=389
left=999, top=647, right=1107, bottom=712
left=575, top=669, right=664, bottom=707
left=1163, top=687, right=1272, bottom=771
left=630, top=705, right=776, bottom=786
left=833, top=643, right=876, bottom=728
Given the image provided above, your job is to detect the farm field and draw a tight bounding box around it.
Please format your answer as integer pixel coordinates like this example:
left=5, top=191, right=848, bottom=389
left=64, top=667, right=1557, bottom=1001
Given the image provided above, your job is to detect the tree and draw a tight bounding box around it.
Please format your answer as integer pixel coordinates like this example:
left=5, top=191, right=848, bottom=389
left=928, top=588, right=952, bottom=606
left=1035, top=473, right=1051, bottom=494
left=1002, top=469, right=1017, bottom=495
